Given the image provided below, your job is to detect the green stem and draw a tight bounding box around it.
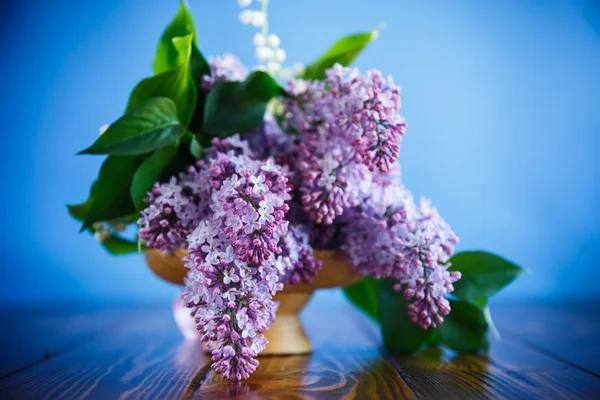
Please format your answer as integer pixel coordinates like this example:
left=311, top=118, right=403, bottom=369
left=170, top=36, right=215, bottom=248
left=483, top=305, right=501, bottom=341
left=260, top=0, right=269, bottom=36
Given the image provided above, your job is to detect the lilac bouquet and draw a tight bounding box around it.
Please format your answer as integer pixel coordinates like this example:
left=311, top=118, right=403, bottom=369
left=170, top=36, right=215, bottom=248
left=70, top=1, right=523, bottom=381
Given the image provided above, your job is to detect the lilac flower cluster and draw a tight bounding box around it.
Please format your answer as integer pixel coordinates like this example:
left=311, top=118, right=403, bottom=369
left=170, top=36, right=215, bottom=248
left=138, top=166, right=211, bottom=253
left=140, top=134, right=320, bottom=380
left=281, top=64, right=407, bottom=224
left=184, top=143, right=290, bottom=380
left=277, top=225, right=322, bottom=285
left=139, top=58, right=459, bottom=380
left=342, top=182, right=460, bottom=329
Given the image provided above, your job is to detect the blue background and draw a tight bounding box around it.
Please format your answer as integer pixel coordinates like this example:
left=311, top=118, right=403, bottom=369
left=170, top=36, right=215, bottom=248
left=1, top=0, right=599, bottom=305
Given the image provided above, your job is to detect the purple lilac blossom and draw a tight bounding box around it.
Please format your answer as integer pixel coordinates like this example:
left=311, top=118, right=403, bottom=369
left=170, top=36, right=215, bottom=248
left=181, top=138, right=291, bottom=380
left=277, top=224, right=322, bottom=285
left=170, top=136, right=315, bottom=381
left=342, top=182, right=461, bottom=330
left=138, top=165, right=212, bottom=253
left=281, top=64, right=406, bottom=225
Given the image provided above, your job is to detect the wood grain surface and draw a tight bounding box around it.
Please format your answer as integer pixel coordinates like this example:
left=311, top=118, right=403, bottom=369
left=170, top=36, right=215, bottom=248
left=0, top=297, right=599, bottom=399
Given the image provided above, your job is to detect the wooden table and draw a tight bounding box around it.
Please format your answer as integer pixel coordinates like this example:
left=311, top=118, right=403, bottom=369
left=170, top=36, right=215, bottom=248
left=1, top=295, right=599, bottom=399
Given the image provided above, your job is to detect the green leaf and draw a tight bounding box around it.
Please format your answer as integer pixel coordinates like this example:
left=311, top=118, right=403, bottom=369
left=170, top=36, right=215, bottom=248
left=378, top=279, right=432, bottom=354
left=189, top=136, right=203, bottom=159
left=154, top=1, right=209, bottom=81
left=79, top=98, right=184, bottom=156
left=472, top=297, right=500, bottom=341
left=172, top=35, right=209, bottom=84
left=157, top=133, right=197, bottom=179
left=203, top=71, right=286, bottom=138
left=68, top=202, right=89, bottom=222
left=449, top=251, right=525, bottom=301
left=438, top=300, right=489, bottom=353
left=130, top=146, right=178, bottom=211
left=426, top=329, right=442, bottom=347
left=101, top=235, right=139, bottom=255
left=68, top=181, right=98, bottom=223
left=343, top=277, right=380, bottom=321
left=81, top=156, right=139, bottom=231
left=127, top=34, right=197, bottom=125
left=302, top=30, right=379, bottom=80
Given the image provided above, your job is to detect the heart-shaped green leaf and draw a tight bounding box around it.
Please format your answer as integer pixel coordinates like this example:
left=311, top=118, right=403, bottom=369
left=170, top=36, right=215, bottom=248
left=154, top=1, right=209, bottom=82
left=302, top=30, right=379, bottom=80
left=378, top=279, right=432, bottom=354
left=79, top=98, right=184, bottom=156
left=127, top=34, right=197, bottom=125
left=449, top=251, right=525, bottom=301
left=343, top=277, right=380, bottom=321
left=130, top=145, right=178, bottom=211
left=203, top=71, right=286, bottom=137
left=81, top=156, right=139, bottom=231
left=438, top=299, right=490, bottom=353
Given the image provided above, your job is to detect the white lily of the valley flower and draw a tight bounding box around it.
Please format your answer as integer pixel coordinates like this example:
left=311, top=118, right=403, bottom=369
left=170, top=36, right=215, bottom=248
left=266, top=33, right=280, bottom=48
left=273, top=48, right=286, bottom=62
left=280, top=67, right=294, bottom=80
left=251, top=11, right=265, bottom=27
left=292, top=63, right=305, bottom=76
left=239, top=10, right=254, bottom=24
left=253, top=33, right=266, bottom=47
left=266, top=61, right=281, bottom=75
left=94, top=230, right=111, bottom=243
left=256, top=46, right=274, bottom=61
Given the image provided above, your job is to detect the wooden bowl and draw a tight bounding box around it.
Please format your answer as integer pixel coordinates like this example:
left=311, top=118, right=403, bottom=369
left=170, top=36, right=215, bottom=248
left=145, top=248, right=361, bottom=355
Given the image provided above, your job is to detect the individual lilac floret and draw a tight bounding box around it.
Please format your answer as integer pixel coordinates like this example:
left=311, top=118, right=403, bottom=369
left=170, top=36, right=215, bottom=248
left=202, top=53, right=249, bottom=90
left=342, top=183, right=460, bottom=330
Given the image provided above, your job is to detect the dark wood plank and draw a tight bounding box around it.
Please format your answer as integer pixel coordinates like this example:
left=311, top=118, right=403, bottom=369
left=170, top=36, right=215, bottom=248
left=387, top=302, right=600, bottom=400
left=515, top=369, right=600, bottom=400
left=0, top=307, right=132, bottom=378
left=391, top=341, right=600, bottom=399
left=392, top=349, right=532, bottom=399
left=493, top=302, right=600, bottom=375
left=0, top=307, right=208, bottom=400
left=1, top=299, right=599, bottom=399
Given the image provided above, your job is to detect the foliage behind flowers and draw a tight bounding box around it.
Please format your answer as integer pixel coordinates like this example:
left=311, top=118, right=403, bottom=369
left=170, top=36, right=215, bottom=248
left=69, top=0, right=524, bottom=381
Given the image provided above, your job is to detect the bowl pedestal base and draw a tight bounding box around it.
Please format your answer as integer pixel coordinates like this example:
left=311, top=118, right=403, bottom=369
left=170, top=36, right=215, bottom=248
left=262, top=292, right=313, bottom=356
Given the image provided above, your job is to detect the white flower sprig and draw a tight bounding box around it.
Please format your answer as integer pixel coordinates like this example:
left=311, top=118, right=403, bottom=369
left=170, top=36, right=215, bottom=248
left=237, top=0, right=303, bottom=79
